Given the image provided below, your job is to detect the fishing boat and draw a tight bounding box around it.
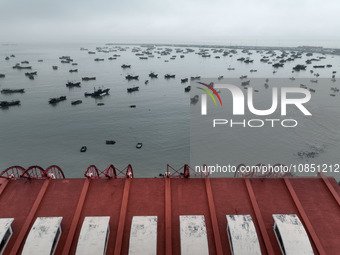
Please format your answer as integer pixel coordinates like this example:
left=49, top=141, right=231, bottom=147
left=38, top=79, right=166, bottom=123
left=49, top=96, right=66, bottom=104
left=181, top=78, right=188, bottom=83
left=0, top=74, right=5, bottom=78
left=136, top=143, right=142, bottom=149
left=25, top=72, right=37, bottom=76
left=69, top=69, right=78, bottom=73
left=106, top=140, right=116, bottom=145
left=84, top=88, right=110, bottom=97
left=184, top=86, right=191, bottom=92
left=66, top=81, right=81, bottom=87
left=149, top=72, right=158, bottom=78
left=190, top=76, right=200, bottom=80
left=127, top=87, right=139, bottom=93
left=121, top=64, right=131, bottom=68
left=1, top=89, right=25, bottom=94
left=82, top=77, right=96, bottom=81
left=125, top=75, right=139, bottom=80
left=80, top=146, right=87, bottom=152
left=71, top=100, right=82, bottom=105
left=52, top=66, right=58, bottom=70
left=0, top=100, right=20, bottom=108
left=164, top=74, right=175, bottom=79
left=191, top=95, right=199, bottom=104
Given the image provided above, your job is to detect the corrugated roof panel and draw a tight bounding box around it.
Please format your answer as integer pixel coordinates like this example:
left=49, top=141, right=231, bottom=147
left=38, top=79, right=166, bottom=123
left=226, top=215, right=261, bottom=255
left=75, top=216, right=110, bottom=255
left=21, top=217, right=62, bottom=255
left=128, top=216, right=157, bottom=255
left=180, top=215, right=209, bottom=255
left=0, top=218, right=14, bottom=254
left=273, top=214, right=314, bottom=255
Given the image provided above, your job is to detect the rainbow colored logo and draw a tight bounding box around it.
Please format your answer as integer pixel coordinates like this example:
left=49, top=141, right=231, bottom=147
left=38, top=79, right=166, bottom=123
left=197, top=82, right=222, bottom=106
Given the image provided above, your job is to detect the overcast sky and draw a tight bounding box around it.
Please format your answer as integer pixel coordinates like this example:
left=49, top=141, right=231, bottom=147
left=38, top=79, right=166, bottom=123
left=0, top=0, right=339, bottom=48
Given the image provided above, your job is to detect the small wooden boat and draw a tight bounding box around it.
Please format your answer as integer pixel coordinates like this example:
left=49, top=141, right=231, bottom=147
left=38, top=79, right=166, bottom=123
left=184, top=86, right=191, bottom=92
left=71, top=100, right=82, bottom=105
left=80, top=146, right=87, bottom=152
left=136, top=143, right=142, bottom=149
left=127, top=87, right=139, bottom=93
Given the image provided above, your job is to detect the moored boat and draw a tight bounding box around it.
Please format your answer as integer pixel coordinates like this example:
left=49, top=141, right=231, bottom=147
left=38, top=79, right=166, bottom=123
left=71, top=100, right=82, bottom=105
left=125, top=75, right=139, bottom=80
left=84, top=88, right=110, bottom=97
left=127, top=87, right=139, bottom=93
left=82, top=77, right=96, bottom=81
left=1, top=89, right=25, bottom=94
left=149, top=72, right=158, bottom=78
left=184, top=86, right=191, bottom=92
left=49, top=96, right=66, bottom=104
left=66, top=81, right=81, bottom=87
left=0, top=100, right=20, bottom=108
left=164, top=74, right=175, bottom=79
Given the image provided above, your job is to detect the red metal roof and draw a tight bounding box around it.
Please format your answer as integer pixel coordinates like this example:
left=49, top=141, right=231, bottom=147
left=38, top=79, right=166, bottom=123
left=0, top=174, right=339, bottom=254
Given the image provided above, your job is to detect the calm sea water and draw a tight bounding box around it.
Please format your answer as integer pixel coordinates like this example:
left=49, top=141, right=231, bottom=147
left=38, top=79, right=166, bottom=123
left=0, top=43, right=339, bottom=180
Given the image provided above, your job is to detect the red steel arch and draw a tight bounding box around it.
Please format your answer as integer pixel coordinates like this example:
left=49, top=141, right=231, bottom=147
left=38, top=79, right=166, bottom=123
left=166, top=164, right=205, bottom=178
left=0, top=166, right=26, bottom=179
left=21, top=165, right=45, bottom=179
left=84, top=164, right=134, bottom=179
left=84, top=165, right=101, bottom=178
left=104, top=164, right=117, bottom=178
left=45, top=165, right=65, bottom=179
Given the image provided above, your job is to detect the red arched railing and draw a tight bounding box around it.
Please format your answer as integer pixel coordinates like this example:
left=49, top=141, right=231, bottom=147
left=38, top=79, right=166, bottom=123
left=85, top=164, right=133, bottom=179
left=45, top=165, right=65, bottom=179
left=165, top=164, right=207, bottom=178
left=84, top=165, right=101, bottom=178
left=21, top=165, right=45, bottom=179
left=0, top=166, right=26, bottom=179
left=104, top=164, right=117, bottom=178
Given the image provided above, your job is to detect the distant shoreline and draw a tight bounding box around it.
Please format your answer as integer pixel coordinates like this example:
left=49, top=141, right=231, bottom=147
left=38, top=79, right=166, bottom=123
left=105, top=42, right=340, bottom=55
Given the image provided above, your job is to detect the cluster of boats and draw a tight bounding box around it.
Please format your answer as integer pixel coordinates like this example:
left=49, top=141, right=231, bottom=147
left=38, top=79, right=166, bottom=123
left=80, top=141, right=142, bottom=152
left=25, top=71, right=37, bottom=80
left=59, top=56, right=73, bottom=64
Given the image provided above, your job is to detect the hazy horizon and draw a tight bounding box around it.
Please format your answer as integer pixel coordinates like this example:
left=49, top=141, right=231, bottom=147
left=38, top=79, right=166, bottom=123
left=1, top=0, right=339, bottom=48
